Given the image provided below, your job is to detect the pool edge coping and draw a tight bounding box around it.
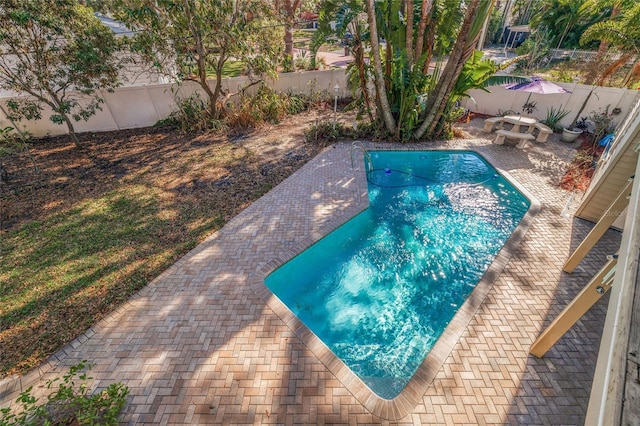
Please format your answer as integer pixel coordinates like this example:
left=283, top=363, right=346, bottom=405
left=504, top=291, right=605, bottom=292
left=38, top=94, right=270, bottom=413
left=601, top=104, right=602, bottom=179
left=253, top=143, right=542, bottom=421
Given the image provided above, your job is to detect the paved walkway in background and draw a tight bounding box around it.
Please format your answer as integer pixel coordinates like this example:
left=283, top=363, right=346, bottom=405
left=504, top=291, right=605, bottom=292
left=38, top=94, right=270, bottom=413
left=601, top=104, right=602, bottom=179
left=0, top=121, right=621, bottom=424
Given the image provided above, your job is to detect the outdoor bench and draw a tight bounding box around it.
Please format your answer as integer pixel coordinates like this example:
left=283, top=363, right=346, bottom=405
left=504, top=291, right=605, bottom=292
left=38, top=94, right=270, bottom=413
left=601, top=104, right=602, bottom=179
left=534, top=123, right=554, bottom=142
left=483, top=116, right=504, bottom=133
left=494, top=129, right=535, bottom=148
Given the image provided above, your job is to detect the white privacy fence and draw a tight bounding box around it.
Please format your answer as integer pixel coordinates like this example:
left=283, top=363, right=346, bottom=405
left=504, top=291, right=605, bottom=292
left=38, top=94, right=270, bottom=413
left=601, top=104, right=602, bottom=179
left=0, top=69, right=349, bottom=138
left=460, top=82, right=639, bottom=129
left=1, top=68, right=637, bottom=138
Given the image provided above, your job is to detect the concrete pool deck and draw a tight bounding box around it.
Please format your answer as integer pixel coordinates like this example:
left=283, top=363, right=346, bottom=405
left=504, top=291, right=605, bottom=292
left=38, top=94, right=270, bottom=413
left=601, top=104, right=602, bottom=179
left=0, top=125, right=622, bottom=424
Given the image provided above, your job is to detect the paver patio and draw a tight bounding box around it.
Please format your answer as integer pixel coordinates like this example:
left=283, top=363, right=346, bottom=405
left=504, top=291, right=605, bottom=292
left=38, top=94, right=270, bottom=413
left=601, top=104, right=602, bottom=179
left=0, top=125, right=621, bottom=425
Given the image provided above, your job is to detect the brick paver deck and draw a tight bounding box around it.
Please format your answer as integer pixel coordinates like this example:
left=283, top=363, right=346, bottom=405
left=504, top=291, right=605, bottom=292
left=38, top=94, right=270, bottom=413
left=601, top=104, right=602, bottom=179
left=0, top=131, right=621, bottom=425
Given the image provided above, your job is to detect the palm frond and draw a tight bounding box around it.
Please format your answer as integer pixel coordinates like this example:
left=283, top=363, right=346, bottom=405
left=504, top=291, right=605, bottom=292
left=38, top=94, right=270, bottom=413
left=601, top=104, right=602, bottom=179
left=484, top=75, right=531, bottom=88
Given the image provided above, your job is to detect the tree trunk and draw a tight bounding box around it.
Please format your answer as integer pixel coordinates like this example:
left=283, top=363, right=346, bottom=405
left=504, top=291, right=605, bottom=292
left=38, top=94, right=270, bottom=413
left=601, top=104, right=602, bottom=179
left=184, top=0, right=219, bottom=119
left=597, top=53, right=632, bottom=86
left=196, top=45, right=219, bottom=119
left=415, top=0, right=433, bottom=61
left=421, top=13, right=436, bottom=74
left=63, top=114, right=82, bottom=149
left=585, top=4, right=621, bottom=84
left=352, top=27, right=374, bottom=122
left=406, top=0, right=414, bottom=68
left=414, top=0, right=482, bottom=140
left=281, top=0, right=300, bottom=72
left=283, top=18, right=295, bottom=72
left=365, top=0, right=396, bottom=134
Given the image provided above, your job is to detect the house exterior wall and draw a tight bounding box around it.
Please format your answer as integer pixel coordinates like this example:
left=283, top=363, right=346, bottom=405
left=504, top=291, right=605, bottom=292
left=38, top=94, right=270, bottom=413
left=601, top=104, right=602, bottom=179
left=574, top=98, right=640, bottom=225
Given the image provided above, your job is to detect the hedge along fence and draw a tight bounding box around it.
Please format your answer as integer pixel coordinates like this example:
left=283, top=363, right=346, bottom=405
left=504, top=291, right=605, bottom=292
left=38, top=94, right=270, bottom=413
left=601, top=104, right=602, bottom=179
left=0, top=69, right=350, bottom=139
left=460, top=82, right=640, bottom=130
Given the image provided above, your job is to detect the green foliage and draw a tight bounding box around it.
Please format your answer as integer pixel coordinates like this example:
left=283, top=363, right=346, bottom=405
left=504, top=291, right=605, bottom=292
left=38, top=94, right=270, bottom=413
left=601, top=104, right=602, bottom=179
left=304, top=119, right=387, bottom=143
left=548, top=67, right=577, bottom=82
left=228, top=86, right=310, bottom=129
left=584, top=105, right=616, bottom=144
left=0, top=127, right=27, bottom=157
left=522, top=100, right=538, bottom=115
left=304, top=120, right=353, bottom=143
left=530, top=0, right=610, bottom=49
left=450, top=51, right=500, bottom=103
left=111, top=0, right=279, bottom=119
left=515, top=29, right=552, bottom=71
left=0, top=0, right=124, bottom=147
left=543, top=105, right=571, bottom=130
left=0, top=361, right=129, bottom=425
left=579, top=2, right=640, bottom=86
left=386, top=51, right=432, bottom=141
left=160, top=87, right=311, bottom=133
left=0, top=127, right=37, bottom=180
left=162, top=94, right=226, bottom=133
left=433, top=0, right=466, bottom=56
left=485, top=6, right=504, bottom=45
left=294, top=50, right=312, bottom=71
left=311, top=0, right=365, bottom=68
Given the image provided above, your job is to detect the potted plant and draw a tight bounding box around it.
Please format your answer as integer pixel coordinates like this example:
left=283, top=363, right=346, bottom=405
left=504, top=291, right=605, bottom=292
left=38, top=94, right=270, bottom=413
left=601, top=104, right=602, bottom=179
left=562, top=117, right=588, bottom=142
left=521, top=100, right=538, bottom=116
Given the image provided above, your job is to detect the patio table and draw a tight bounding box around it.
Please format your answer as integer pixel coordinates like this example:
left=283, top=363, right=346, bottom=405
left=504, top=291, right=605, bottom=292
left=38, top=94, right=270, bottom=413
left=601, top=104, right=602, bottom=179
left=502, top=115, right=537, bottom=133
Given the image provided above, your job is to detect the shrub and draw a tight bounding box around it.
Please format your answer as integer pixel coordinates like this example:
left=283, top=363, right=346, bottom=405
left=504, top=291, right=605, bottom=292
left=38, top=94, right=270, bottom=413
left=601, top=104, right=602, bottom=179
left=543, top=106, right=570, bottom=130
left=0, top=361, right=129, bottom=426
left=304, top=120, right=353, bottom=143
left=159, top=94, right=225, bottom=133
left=228, top=86, right=310, bottom=129
left=0, top=126, right=36, bottom=182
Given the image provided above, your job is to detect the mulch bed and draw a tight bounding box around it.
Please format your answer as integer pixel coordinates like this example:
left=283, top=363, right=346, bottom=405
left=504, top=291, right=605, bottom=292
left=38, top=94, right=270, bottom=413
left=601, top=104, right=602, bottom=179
left=559, top=137, right=606, bottom=191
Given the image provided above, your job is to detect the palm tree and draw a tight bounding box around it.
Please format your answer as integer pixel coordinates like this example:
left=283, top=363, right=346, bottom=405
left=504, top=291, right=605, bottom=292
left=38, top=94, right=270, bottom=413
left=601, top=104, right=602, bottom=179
left=313, top=0, right=499, bottom=140
left=530, top=0, right=588, bottom=49
left=580, top=2, right=640, bottom=86
left=365, top=0, right=396, bottom=134
left=415, top=0, right=495, bottom=139
left=311, top=0, right=374, bottom=120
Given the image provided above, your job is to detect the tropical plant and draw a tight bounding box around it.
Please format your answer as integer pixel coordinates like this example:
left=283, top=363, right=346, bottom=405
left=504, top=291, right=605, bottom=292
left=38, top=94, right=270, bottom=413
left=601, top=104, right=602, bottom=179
left=304, top=120, right=354, bottom=143
left=415, top=0, right=497, bottom=140
left=529, top=0, right=603, bottom=49
left=311, top=0, right=374, bottom=120
left=0, top=0, right=124, bottom=148
left=313, top=0, right=500, bottom=141
left=163, top=93, right=226, bottom=133
left=543, top=105, right=571, bottom=130
left=582, top=106, right=616, bottom=143
left=515, top=28, right=553, bottom=71
left=580, top=0, right=635, bottom=84
left=522, top=100, right=538, bottom=115
left=580, top=2, right=640, bottom=87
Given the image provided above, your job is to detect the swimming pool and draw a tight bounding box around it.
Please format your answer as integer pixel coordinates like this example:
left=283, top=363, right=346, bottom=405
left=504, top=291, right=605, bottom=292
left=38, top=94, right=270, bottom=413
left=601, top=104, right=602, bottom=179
left=265, top=150, right=530, bottom=399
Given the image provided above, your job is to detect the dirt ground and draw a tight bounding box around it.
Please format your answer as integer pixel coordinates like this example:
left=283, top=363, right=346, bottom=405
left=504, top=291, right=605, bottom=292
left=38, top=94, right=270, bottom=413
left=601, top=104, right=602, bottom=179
left=0, top=110, right=336, bottom=233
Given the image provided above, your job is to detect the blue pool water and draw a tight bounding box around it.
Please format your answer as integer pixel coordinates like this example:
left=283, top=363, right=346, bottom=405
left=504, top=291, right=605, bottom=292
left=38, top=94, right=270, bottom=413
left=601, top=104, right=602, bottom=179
left=265, top=150, right=530, bottom=399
